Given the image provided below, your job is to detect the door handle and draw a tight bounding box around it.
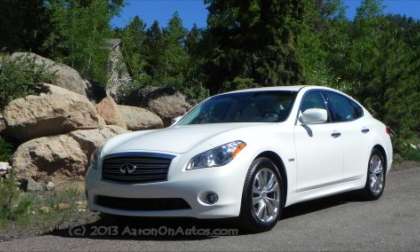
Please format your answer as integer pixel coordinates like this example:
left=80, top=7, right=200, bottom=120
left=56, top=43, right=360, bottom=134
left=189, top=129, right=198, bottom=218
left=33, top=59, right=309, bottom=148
left=331, top=131, right=341, bottom=138
left=361, top=128, right=370, bottom=134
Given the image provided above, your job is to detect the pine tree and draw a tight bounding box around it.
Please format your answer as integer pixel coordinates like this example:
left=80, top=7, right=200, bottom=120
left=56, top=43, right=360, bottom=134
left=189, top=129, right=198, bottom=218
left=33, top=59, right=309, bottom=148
left=184, top=24, right=209, bottom=100
left=144, top=21, right=165, bottom=85
left=121, top=16, right=149, bottom=83
left=327, top=0, right=420, bottom=152
left=185, top=24, right=202, bottom=56
left=355, top=0, right=384, bottom=20
left=0, top=0, right=52, bottom=54
left=161, top=12, right=189, bottom=88
left=143, top=13, right=189, bottom=88
left=203, top=0, right=304, bottom=93
left=296, top=0, right=348, bottom=87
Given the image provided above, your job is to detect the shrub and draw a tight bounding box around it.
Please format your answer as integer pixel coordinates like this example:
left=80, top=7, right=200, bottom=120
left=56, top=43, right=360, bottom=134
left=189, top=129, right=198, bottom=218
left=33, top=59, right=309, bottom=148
left=401, top=148, right=420, bottom=161
left=0, top=55, right=54, bottom=108
left=0, top=137, right=13, bottom=162
left=0, top=173, right=32, bottom=224
left=398, top=137, right=420, bottom=161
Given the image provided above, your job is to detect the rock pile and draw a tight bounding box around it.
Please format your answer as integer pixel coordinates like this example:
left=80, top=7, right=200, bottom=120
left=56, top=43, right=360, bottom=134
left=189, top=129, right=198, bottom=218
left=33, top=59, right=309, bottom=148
left=0, top=52, right=192, bottom=190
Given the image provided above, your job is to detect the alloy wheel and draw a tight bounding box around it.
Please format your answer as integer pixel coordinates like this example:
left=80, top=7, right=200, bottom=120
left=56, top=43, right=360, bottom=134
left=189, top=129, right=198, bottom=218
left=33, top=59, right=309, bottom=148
left=368, top=154, right=385, bottom=196
left=251, top=168, right=281, bottom=223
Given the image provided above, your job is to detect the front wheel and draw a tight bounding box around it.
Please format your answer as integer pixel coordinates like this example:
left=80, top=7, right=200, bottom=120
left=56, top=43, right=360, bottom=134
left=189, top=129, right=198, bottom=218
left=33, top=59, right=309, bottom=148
left=361, top=149, right=386, bottom=200
left=239, top=157, right=283, bottom=233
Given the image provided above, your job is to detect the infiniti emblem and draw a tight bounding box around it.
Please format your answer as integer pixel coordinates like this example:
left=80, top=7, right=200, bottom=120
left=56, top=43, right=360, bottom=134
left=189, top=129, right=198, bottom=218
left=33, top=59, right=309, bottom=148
left=119, top=163, right=137, bottom=174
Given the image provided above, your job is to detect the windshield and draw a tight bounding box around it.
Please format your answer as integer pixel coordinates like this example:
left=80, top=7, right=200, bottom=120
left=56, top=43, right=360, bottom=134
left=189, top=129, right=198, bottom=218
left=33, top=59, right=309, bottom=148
left=178, top=91, right=297, bottom=125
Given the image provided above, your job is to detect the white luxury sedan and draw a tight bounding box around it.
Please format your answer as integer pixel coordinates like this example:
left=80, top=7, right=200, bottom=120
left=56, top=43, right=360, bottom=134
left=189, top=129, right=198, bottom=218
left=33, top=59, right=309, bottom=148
left=86, top=86, right=393, bottom=232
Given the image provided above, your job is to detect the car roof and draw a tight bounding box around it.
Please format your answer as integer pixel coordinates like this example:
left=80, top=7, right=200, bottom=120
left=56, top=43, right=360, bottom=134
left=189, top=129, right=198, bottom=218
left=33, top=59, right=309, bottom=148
left=222, top=85, right=307, bottom=94
left=202, top=85, right=369, bottom=116
left=221, top=85, right=341, bottom=95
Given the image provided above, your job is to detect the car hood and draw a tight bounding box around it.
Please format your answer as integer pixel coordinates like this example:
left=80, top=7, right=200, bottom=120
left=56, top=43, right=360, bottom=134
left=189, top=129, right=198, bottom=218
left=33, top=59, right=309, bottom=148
left=105, top=123, right=268, bottom=154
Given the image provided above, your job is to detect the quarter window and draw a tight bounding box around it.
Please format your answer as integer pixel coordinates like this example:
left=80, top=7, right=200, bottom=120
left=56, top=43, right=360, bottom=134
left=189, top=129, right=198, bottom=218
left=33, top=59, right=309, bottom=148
left=349, top=99, right=363, bottom=119
left=324, top=91, right=363, bottom=122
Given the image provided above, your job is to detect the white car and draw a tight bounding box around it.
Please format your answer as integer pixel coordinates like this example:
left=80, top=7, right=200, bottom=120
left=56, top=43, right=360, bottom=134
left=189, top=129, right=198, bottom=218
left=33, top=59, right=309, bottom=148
left=86, top=86, right=393, bottom=232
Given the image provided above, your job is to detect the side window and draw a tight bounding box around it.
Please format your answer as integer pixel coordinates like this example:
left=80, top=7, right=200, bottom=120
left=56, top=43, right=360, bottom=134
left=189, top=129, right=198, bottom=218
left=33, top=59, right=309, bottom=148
left=324, top=91, right=362, bottom=122
left=300, top=90, right=327, bottom=112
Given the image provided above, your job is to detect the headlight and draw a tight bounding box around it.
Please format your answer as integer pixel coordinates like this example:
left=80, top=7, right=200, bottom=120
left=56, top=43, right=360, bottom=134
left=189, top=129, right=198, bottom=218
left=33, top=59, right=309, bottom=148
left=186, top=141, right=246, bottom=170
left=90, top=147, right=103, bottom=170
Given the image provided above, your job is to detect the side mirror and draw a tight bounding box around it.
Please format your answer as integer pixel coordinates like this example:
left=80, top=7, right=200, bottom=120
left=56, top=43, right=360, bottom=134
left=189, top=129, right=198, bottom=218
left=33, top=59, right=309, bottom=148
left=299, top=108, right=328, bottom=125
left=171, top=116, right=182, bottom=126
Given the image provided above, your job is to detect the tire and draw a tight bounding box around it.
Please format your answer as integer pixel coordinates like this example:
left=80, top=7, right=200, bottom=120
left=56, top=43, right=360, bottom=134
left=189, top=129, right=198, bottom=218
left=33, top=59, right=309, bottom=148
left=361, top=149, right=386, bottom=200
left=239, top=157, right=283, bottom=233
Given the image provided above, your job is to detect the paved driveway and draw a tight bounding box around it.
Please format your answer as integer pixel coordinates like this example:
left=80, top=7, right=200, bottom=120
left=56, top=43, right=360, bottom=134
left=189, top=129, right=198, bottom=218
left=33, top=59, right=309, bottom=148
left=1, top=167, right=420, bottom=251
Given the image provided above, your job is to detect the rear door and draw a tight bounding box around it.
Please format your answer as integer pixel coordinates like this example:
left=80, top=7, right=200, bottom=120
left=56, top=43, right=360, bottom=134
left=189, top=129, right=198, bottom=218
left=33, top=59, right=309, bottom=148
left=294, top=90, right=344, bottom=192
left=322, top=91, right=370, bottom=179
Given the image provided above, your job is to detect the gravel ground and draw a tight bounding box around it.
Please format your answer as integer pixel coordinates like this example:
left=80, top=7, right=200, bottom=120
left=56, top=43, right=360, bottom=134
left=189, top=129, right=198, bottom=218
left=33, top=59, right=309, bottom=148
left=1, top=166, right=420, bottom=251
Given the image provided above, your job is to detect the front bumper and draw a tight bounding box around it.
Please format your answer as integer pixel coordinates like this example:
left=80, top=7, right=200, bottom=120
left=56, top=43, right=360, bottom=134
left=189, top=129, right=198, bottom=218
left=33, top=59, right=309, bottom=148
left=85, top=153, right=249, bottom=219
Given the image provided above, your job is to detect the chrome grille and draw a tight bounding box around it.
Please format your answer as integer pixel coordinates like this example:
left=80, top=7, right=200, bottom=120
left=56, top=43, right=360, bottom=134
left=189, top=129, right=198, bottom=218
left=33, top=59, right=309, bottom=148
left=101, top=153, right=174, bottom=183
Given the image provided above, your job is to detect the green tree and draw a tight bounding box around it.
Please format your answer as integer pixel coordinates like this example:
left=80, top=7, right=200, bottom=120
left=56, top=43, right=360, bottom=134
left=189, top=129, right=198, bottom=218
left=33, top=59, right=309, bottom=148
left=47, top=0, right=123, bottom=84
left=295, top=0, right=420, bottom=155
left=120, top=16, right=149, bottom=83
left=203, top=0, right=304, bottom=93
left=0, top=0, right=52, bottom=54
left=142, top=13, right=190, bottom=89
left=144, top=20, right=165, bottom=85
left=160, top=12, right=189, bottom=88
left=116, top=14, right=206, bottom=100
left=296, top=0, right=348, bottom=87
left=185, top=24, right=202, bottom=56
left=355, top=0, right=384, bottom=20
left=326, top=0, right=420, bottom=152
left=183, top=24, right=209, bottom=100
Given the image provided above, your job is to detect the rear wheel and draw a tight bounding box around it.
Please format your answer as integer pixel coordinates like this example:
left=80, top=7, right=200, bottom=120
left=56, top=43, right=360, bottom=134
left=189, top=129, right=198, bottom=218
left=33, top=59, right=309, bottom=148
left=239, top=157, right=283, bottom=233
left=361, top=149, right=386, bottom=200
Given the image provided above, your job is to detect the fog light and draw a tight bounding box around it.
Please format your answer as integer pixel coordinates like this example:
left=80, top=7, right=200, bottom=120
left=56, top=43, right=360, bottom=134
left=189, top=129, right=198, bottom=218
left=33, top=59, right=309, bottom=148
left=206, top=192, right=219, bottom=205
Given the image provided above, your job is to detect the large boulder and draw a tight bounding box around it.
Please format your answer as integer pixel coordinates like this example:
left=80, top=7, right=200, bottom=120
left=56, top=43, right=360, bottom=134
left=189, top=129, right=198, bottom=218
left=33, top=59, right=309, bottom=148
left=96, top=96, right=126, bottom=128
left=3, top=84, right=101, bottom=142
left=105, top=39, right=132, bottom=102
left=118, top=86, right=191, bottom=125
left=12, top=134, right=87, bottom=184
left=12, top=126, right=127, bottom=185
left=10, top=52, right=90, bottom=96
left=118, top=105, right=163, bottom=130
left=147, top=89, right=191, bottom=125
left=69, top=125, right=128, bottom=158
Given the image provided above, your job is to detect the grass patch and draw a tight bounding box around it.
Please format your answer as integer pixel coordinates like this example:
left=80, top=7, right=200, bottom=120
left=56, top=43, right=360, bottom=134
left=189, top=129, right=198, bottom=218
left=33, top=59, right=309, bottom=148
left=0, top=174, right=94, bottom=240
